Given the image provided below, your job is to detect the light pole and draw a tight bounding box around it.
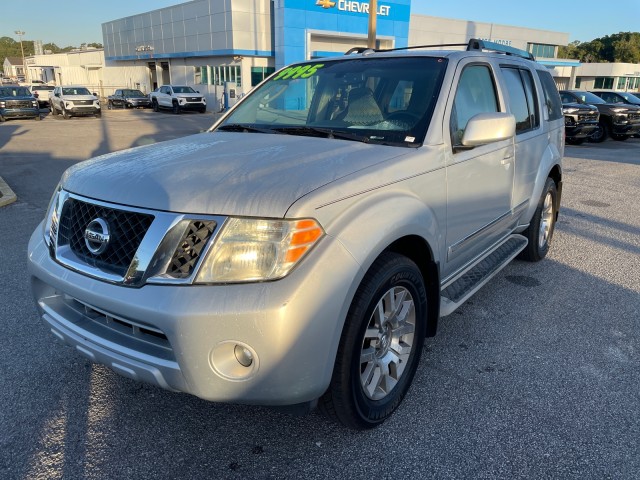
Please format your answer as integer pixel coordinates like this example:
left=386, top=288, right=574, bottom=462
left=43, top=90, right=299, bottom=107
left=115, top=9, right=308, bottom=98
left=15, top=30, right=29, bottom=83
left=367, top=0, right=378, bottom=49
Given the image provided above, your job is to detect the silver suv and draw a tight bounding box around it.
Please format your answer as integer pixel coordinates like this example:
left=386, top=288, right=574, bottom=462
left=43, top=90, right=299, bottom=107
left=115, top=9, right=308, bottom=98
left=28, top=40, right=564, bottom=429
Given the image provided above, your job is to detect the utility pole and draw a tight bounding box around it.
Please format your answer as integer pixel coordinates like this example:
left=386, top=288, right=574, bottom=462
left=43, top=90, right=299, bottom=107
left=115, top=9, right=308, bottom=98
left=15, top=30, right=29, bottom=83
left=367, top=0, right=377, bottom=49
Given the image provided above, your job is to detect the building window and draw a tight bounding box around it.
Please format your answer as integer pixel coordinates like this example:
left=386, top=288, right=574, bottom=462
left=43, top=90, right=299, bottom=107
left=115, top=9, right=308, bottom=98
left=251, top=67, right=275, bottom=86
left=196, top=65, right=242, bottom=86
left=575, top=77, right=581, bottom=89
left=528, top=43, right=555, bottom=58
left=594, top=77, right=614, bottom=89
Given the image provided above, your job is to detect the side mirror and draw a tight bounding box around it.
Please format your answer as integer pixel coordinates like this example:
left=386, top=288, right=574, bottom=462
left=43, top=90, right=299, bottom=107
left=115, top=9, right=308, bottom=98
left=55, top=92, right=60, bottom=97
left=461, top=112, right=516, bottom=147
left=93, top=92, right=98, bottom=97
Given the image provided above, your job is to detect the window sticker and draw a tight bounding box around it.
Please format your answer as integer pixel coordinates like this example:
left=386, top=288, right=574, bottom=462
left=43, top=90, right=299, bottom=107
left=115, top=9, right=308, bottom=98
left=272, top=64, right=325, bottom=81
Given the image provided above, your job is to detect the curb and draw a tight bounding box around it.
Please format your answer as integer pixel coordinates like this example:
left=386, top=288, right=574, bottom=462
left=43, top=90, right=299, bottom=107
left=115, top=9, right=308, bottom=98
left=0, top=176, right=17, bottom=207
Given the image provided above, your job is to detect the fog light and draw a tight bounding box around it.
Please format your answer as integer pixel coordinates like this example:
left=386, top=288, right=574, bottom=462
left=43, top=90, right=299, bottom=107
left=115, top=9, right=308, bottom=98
left=210, top=341, right=259, bottom=380
left=234, top=345, right=253, bottom=367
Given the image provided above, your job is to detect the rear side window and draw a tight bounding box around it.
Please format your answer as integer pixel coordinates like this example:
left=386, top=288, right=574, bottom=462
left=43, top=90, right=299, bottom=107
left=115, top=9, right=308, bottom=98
left=537, top=70, right=563, bottom=120
left=501, top=67, right=540, bottom=134
left=450, top=64, right=499, bottom=148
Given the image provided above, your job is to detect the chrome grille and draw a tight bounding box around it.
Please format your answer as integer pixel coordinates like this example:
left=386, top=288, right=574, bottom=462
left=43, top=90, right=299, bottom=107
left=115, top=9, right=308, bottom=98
left=629, top=113, right=640, bottom=122
left=57, top=198, right=154, bottom=276
left=75, top=100, right=94, bottom=105
left=167, top=220, right=216, bottom=278
left=578, top=114, right=598, bottom=122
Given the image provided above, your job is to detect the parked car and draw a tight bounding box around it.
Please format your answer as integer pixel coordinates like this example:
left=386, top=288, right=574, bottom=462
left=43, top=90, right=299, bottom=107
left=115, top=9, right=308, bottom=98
left=49, top=86, right=101, bottom=119
left=559, top=95, right=599, bottom=145
left=107, top=89, right=152, bottom=109
left=0, top=85, right=41, bottom=122
left=28, top=39, right=564, bottom=429
left=559, top=90, right=640, bottom=142
left=30, top=84, right=56, bottom=108
left=149, top=85, right=206, bottom=113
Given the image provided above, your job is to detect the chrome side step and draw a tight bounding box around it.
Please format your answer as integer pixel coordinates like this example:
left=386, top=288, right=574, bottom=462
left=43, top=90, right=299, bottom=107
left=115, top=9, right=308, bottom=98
left=440, top=234, right=528, bottom=316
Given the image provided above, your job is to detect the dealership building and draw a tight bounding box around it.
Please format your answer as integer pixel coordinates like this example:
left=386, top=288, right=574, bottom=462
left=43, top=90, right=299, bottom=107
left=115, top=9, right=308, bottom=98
left=19, top=0, right=639, bottom=108
left=98, top=0, right=574, bottom=108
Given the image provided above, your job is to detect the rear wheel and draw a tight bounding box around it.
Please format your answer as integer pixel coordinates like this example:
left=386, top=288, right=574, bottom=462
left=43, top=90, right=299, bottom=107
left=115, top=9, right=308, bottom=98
left=518, top=177, right=557, bottom=262
left=319, top=252, right=427, bottom=430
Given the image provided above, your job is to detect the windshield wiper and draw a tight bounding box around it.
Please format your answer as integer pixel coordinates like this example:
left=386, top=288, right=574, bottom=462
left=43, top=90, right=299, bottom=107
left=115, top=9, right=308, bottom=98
left=217, top=124, right=278, bottom=134
left=272, top=126, right=369, bottom=143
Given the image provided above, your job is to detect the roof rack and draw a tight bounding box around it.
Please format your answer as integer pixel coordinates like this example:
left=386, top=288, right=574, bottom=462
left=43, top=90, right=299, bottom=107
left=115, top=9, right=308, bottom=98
left=466, top=39, right=535, bottom=60
left=344, top=38, right=535, bottom=61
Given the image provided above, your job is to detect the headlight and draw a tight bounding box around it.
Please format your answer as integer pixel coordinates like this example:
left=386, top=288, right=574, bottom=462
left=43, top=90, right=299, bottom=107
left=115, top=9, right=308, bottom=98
left=65, top=101, right=73, bottom=108
left=32, top=101, right=38, bottom=107
left=611, top=108, right=627, bottom=113
left=179, top=98, right=186, bottom=104
left=562, top=107, right=578, bottom=114
left=195, top=218, right=324, bottom=283
left=0, top=101, right=6, bottom=108
left=43, top=185, right=62, bottom=248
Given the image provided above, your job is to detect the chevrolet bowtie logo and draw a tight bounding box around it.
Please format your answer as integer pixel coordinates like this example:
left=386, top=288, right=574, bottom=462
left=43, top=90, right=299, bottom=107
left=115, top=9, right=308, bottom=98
left=316, top=0, right=336, bottom=8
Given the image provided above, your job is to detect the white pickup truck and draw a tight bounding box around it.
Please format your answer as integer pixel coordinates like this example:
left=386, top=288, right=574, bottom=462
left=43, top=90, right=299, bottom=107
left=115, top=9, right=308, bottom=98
left=149, top=85, right=206, bottom=114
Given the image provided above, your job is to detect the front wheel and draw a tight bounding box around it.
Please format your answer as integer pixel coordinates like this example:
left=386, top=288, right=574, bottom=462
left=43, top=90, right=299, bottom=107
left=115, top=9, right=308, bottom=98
left=588, top=121, right=607, bottom=143
left=107, top=100, right=113, bottom=110
left=152, top=100, right=159, bottom=112
left=62, top=106, right=71, bottom=119
left=518, top=178, right=557, bottom=262
left=319, top=252, right=427, bottom=430
left=172, top=102, right=180, bottom=114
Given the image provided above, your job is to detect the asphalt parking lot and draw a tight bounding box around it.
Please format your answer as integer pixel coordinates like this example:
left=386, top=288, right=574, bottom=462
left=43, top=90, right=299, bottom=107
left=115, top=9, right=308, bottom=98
left=1, top=110, right=639, bottom=479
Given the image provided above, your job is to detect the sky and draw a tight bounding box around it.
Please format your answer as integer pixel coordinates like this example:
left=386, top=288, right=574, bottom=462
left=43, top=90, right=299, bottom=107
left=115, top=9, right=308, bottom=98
left=1, top=0, right=639, bottom=48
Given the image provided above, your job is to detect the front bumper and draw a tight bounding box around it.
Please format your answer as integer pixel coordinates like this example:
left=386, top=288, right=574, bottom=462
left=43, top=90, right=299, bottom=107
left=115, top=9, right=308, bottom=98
left=28, top=224, right=361, bottom=406
left=565, top=123, right=598, bottom=139
left=66, top=105, right=101, bottom=116
left=611, top=121, right=640, bottom=136
left=126, top=99, right=151, bottom=108
left=0, top=107, right=39, bottom=119
left=178, top=101, right=206, bottom=111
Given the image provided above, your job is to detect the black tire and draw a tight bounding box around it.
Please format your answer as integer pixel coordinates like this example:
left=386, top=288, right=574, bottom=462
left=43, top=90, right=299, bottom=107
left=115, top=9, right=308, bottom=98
left=95, top=110, right=102, bottom=118
left=518, top=177, right=557, bottom=262
left=152, top=99, right=159, bottom=112
left=0, top=115, right=5, bottom=123
left=172, top=102, right=180, bottom=114
left=62, top=106, right=71, bottom=119
left=588, top=121, right=607, bottom=143
left=565, top=137, right=585, bottom=145
left=319, top=252, right=427, bottom=430
left=50, top=103, right=57, bottom=115
left=199, top=107, right=206, bottom=114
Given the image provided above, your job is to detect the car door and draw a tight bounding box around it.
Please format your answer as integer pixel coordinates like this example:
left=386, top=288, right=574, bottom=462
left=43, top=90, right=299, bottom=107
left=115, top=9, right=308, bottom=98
left=159, top=86, right=171, bottom=107
left=443, top=61, right=515, bottom=279
left=114, top=89, right=123, bottom=107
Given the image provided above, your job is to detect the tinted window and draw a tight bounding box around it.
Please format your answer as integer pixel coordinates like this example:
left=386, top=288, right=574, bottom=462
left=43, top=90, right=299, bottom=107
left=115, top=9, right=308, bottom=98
left=537, top=70, right=563, bottom=120
left=501, top=67, right=538, bottom=133
left=450, top=64, right=499, bottom=147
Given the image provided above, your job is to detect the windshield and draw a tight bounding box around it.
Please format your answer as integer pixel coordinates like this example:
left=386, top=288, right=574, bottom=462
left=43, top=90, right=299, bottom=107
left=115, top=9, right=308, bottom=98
left=172, top=86, right=196, bottom=93
left=0, top=86, right=31, bottom=97
left=618, top=92, right=640, bottom=105
left=218, top=57, right=448, bottom=147
left=123, top=89, right=146, bottom=97
left=62, top=87, right=92, bottom=96
left=576, top=91, right=605, bottom=104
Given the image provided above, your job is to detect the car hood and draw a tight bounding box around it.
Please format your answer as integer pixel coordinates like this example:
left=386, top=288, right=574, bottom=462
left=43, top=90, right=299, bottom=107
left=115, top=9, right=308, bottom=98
left=563, top=102, right=597, bottom=112
left=61, top=131, right=407, bottom=217
left=63, top=95, right=97, bottom=101
left=1, top=95, right=34, bottom=101
left=174, top=93, right=203, bottom=98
